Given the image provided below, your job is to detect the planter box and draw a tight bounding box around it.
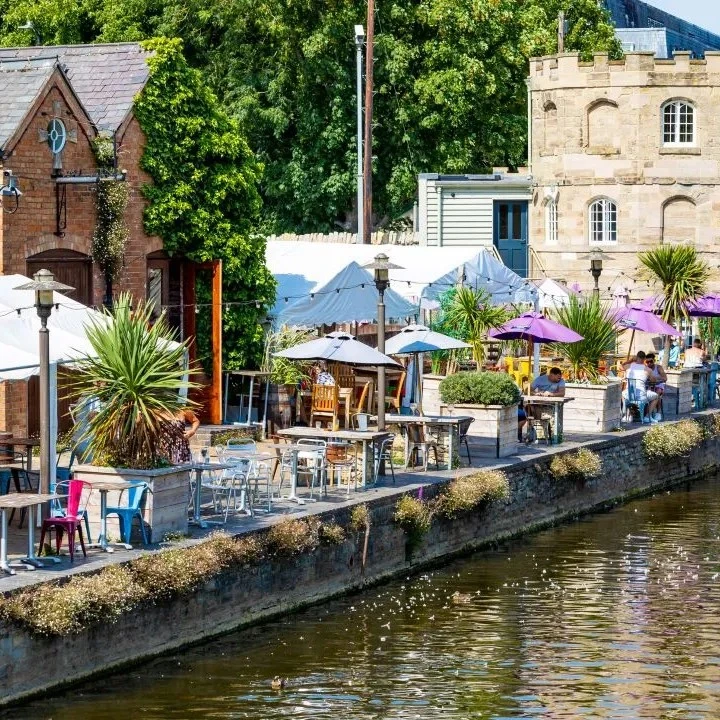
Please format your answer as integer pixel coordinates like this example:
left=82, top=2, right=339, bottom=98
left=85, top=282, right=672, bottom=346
left=73, top=464, right=191, bottom=543
left=563, top=381, right=622, bottom=433
left=663, top=368, right=694, bottom=418
left=440, top=403, right=516, bottom=458
left=421, top=374, right=445, bottom=415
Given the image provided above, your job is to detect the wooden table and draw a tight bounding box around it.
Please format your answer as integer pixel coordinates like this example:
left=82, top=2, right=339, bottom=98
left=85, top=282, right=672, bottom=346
left=0, top=492, right=57, bottom=575
left=277, top=427, right=392, bottom=488
left=386, top=414, right=473, bottom=471
left=522, top=395, right=575, bottom=444
left=86, top=478, right=143, bottom=552
left=1, top=437, right=40, bottom=471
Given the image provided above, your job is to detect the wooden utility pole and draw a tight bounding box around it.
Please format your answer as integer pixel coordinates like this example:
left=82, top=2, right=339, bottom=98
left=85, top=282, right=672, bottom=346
left=558, top=11, right=565, bottom=53
left=362, top=0, right=375, bottom=244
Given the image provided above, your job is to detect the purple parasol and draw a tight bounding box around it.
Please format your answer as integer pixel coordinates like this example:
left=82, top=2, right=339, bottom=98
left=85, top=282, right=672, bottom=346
left=686, top=293, right=720, bottom=317
left=612, top=305, right=681, bottom=335
left=488, top=311, right=583, bottom=343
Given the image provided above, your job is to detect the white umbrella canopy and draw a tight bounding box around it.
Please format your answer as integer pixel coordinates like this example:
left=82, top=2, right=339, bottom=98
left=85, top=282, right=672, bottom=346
left=274, top=331, right=401, bottom=368
left=384, top=324, right=470, bottom=355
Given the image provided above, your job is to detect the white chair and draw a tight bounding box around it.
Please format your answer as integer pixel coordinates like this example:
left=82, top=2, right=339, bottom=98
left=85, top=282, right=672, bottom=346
left=297, top=439, right=327, bottom=500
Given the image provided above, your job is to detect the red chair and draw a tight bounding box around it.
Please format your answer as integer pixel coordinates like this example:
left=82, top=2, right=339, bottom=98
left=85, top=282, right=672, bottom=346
left=38, top=479, right=92, bottom=562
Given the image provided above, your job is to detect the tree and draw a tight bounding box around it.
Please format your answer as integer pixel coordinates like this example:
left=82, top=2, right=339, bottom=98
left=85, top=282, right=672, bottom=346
left=134, top=37, right=275, bottom=370
left=0, top=0, right=620, bottom=233
left=638, top=245, right=711, bottom=355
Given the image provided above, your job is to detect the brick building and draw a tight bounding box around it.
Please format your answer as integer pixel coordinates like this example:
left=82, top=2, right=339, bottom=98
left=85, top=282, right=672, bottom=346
left=527, top=50, right=720, bottom=296
left=0, top=43, right=220, bottom=434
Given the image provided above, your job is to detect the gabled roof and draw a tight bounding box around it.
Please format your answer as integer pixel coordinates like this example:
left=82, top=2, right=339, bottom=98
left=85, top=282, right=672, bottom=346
left=0, top=43, right=150, bottom=132
left=0, top=58, right=56, bottom=149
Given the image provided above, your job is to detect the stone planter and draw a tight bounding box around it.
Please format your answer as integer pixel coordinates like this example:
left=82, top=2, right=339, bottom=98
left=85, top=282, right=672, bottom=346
left=563, top=380, right=622, bottom=433
left=663, top=368, right=694, bottom=418
left=73, top=463, right=191, bottom=543
left=421, top=374, right=445, bottom=415
left=440, top=403, right=516, bottom=458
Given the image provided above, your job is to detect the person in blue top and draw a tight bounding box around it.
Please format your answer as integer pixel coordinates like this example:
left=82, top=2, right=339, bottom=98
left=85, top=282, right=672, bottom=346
left=530, top=367, right=566, bottom=397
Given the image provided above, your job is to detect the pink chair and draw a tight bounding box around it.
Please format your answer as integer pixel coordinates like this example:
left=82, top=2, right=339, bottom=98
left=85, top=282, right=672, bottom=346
left=38, top=479, right=92, bottom=562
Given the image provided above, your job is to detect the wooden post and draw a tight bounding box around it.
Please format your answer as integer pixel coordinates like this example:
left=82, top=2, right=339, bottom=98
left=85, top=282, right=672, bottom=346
left=558, top=11, right=565, bottom=53
left=210, top=260, right=223, bottom=424
left=362, top=0, right=375, bottom=244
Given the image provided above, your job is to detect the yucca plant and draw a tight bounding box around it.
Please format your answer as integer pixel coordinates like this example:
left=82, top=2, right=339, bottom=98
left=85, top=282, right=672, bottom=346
left=639, top=245, right=711, bottom=355
left=551, top=294, right=617, bottom=381
left=70, top=293, right=196, bottom=469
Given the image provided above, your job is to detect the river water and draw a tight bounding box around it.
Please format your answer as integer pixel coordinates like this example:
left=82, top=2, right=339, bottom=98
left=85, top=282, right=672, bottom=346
left=6, top=476, right=720, bottom=719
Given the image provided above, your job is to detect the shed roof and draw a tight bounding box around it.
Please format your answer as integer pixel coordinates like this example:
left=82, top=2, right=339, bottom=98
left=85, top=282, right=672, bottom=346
left=0, top=58, right=56, bottom=149
left=0, top=43, right=150, bottom=132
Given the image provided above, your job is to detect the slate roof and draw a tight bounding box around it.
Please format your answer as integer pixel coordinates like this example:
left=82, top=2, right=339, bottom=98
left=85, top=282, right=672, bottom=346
left=0, top=43, right=150, bottom=132
left=0, top=58, right=56, bottom=150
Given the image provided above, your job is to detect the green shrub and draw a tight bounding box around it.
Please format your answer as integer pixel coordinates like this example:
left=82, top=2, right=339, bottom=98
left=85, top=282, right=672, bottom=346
left=319, top=521, right=346, bottom=545
left=643, top=419, right=705, bottom=459
left=213, top=428, right=261, bottom=445
left=265, top=517, right=321, bottom=556
left=439, top=371, right=520, bottom=406
left=549, top=448, right=603, bottom=481
left=394, top=495, right=432, bottom=540
left=437, top=470, right=510, bottom=518
left=349, top=503, right=370, bottom=532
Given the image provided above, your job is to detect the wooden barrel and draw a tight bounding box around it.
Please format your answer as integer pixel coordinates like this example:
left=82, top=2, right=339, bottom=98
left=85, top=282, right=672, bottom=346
left=267, top=383, right=293, bottom=430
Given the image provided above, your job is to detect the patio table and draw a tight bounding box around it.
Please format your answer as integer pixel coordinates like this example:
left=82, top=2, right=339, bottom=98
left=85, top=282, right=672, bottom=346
left=0, top=437, right=40, bottom=471
left=189, top=462, right=233, bottom=527
left=0, top=492, right=57, bottom=575
left=522, top=395, right=574, bottom=444
left=385, top=414, right=473, bottom=471
left=277, top=427, right=392, bottom=489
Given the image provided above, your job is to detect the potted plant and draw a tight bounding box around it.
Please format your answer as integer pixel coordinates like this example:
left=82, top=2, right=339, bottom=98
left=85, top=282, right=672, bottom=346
left=70, top=294, right=196, bottom=542
left=551, top=295, right=622, bottom=432
left=439, top=371, right=520, bottom=457
left=261, top=326, right=314, bottom=428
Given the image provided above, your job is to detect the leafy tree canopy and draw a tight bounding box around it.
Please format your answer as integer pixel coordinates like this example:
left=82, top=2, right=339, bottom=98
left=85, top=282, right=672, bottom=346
left=0, top=0, right=619, bottom=234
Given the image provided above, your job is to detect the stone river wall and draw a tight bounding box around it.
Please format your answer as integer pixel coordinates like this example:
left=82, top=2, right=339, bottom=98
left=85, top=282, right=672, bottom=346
left=3, top=417, right=720, bottom=705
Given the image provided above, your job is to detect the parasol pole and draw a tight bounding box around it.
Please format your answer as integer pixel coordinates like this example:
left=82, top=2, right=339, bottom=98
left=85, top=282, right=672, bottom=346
left=626, top=328, right=636, bottom=362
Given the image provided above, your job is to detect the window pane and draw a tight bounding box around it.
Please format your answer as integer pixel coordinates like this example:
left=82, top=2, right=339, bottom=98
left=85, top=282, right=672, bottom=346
left=512, top=204, right=522, bottom=238
left=606, top=201, right=617, bottom=242
left=679, top=103, right=693, bottom=143
left=498, top=204, right=508, bottom=239
left=663, top=103, right=676, bottom=144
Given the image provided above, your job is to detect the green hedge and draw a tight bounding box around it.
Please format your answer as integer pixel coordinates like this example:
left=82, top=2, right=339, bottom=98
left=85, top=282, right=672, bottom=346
left=439, top=371, right=520, bottom=406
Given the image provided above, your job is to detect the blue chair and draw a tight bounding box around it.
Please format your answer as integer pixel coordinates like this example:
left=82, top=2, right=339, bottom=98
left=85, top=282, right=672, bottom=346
left=0, top=468, right=10, bottom=495
left=102, top=481, right=151, bottom=545
left=623, top=378, right=648, bottom=423
left=708, top=363, right=719, bottom=406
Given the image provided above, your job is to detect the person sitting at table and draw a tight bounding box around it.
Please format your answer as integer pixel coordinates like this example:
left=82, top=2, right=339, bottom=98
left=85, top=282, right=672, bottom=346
left=644, top=352, right=667, bottom=396
left=683, top=339, right=706, bottom=368
left=312, top=361, right=335, bottom=386
left=621, top=351, right=660, bottom=423
left=530, top=367, right=565, bottom=397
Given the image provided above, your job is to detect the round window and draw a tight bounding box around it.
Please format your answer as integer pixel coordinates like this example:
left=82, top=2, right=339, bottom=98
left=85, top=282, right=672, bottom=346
left=47, top=118, right=67, bottom=155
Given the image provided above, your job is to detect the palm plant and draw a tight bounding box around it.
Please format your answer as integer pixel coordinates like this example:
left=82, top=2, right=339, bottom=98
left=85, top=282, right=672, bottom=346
left=437, top=287, right=511, bottom=368
left=70, top=293, right=196, bottom=469
left=639, top=244, right=711, bottom=333
left=261, top=325, right=314, bottom=385
left=551, top=294, right=617, bottom=381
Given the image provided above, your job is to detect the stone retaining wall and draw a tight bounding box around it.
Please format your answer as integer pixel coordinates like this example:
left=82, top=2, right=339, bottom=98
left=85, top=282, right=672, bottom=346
left=3, top=417, right=720, bottom=706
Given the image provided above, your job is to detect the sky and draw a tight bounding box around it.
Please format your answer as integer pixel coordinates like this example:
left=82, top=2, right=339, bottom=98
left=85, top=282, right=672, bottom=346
left=645, top=0, right=720, bottom=36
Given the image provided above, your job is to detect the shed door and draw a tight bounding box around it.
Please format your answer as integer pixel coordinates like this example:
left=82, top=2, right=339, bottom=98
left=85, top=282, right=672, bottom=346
left=26, top=249, right=93, bottom=305
left=493, top=201, right=528, bottom=277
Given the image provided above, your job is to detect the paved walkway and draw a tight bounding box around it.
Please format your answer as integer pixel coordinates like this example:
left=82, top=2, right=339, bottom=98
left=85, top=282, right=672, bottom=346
left=0, top=427, right=633, bottom=594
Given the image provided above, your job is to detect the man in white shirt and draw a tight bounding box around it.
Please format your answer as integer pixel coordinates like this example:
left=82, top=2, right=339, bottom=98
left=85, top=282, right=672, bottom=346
left=621, top=351, right=660, bottom=423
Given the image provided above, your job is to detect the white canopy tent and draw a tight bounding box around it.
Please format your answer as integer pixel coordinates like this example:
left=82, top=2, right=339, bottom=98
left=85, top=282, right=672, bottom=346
left=534, top=278, right=579, bottom=311
left=267, top=242, right=534, bottom=322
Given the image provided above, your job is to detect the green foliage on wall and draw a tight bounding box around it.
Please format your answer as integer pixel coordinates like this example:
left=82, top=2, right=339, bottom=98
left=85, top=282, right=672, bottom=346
left=133, top=37, right=275, bottom=369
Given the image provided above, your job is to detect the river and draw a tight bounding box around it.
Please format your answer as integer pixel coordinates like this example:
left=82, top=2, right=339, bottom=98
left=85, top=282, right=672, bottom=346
left=5, top=476, right=720, bottom=719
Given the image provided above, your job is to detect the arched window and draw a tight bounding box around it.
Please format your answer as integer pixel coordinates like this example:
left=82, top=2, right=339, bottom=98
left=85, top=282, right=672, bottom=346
left=662, top=100, right=695, bottom=145
left=543, top=188, right=559, bottom=244
left=588, top=198, right=617, bottom=244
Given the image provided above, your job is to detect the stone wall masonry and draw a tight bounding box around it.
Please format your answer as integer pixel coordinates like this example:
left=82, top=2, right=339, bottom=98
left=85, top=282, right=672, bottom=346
left=3, top=415, right=720, bottom=706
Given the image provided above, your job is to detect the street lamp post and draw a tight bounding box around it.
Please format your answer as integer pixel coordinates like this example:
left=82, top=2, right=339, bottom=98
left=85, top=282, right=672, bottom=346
left=589, top=248, right=603, bottom=298
left=14, top=270, right=74, bottom=502
left=354, top=24, right=365, bottom=245
left=364, top=253, right=403, bottom=432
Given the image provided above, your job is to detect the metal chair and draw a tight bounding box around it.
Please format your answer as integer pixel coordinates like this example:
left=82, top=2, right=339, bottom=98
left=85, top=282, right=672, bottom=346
left=622, top=378, right=648, bottom=423
left=373, top=434, right=396, bottom=485
left=296, top=439, right=327, bottom=499
left=326, top=441, right=358, bottom=495
left=457, top=418, right=475, bottom=465
left=38, top=479, right=92, bottom=561
left=103, top=481, right=152, bottom=545
left=405, top=422, right=439, bottom=471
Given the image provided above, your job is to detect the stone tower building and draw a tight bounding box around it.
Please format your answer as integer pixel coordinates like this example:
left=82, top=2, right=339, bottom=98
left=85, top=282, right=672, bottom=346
left=528, top=51, right=720, bottom=296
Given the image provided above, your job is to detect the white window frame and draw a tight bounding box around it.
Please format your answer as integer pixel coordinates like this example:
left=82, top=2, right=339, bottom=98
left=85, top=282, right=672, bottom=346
left=662, top=100, right=695, bottom=146
left=545, top=198, right=558, bottom=244
left=588, top=198, right=617, bottom=245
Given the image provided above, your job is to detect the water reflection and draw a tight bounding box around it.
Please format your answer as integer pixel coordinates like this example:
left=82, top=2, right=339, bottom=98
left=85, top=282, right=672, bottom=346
left=6, top=478, right=720, bottom=719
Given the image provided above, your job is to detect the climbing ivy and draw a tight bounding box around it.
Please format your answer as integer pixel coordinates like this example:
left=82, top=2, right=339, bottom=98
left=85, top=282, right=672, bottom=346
left=91, top=135, right=129, bottom=304
left=133, top=37, right=275, bottom=369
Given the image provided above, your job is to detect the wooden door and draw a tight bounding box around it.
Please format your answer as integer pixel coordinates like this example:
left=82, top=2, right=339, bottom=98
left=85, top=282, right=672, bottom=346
left=26, top=249, right=93, bottom=305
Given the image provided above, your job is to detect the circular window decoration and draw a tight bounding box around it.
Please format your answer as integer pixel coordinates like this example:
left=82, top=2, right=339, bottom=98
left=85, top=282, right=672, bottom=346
left=47, top=118, right=67, bottom=154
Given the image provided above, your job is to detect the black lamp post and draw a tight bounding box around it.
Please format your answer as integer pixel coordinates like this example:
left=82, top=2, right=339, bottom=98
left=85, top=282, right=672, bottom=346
left=589, top=248, right=603, bottom=298
left=14, top=269, right=74, bottom=499
left=364, top=253, right=403, bottom=431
